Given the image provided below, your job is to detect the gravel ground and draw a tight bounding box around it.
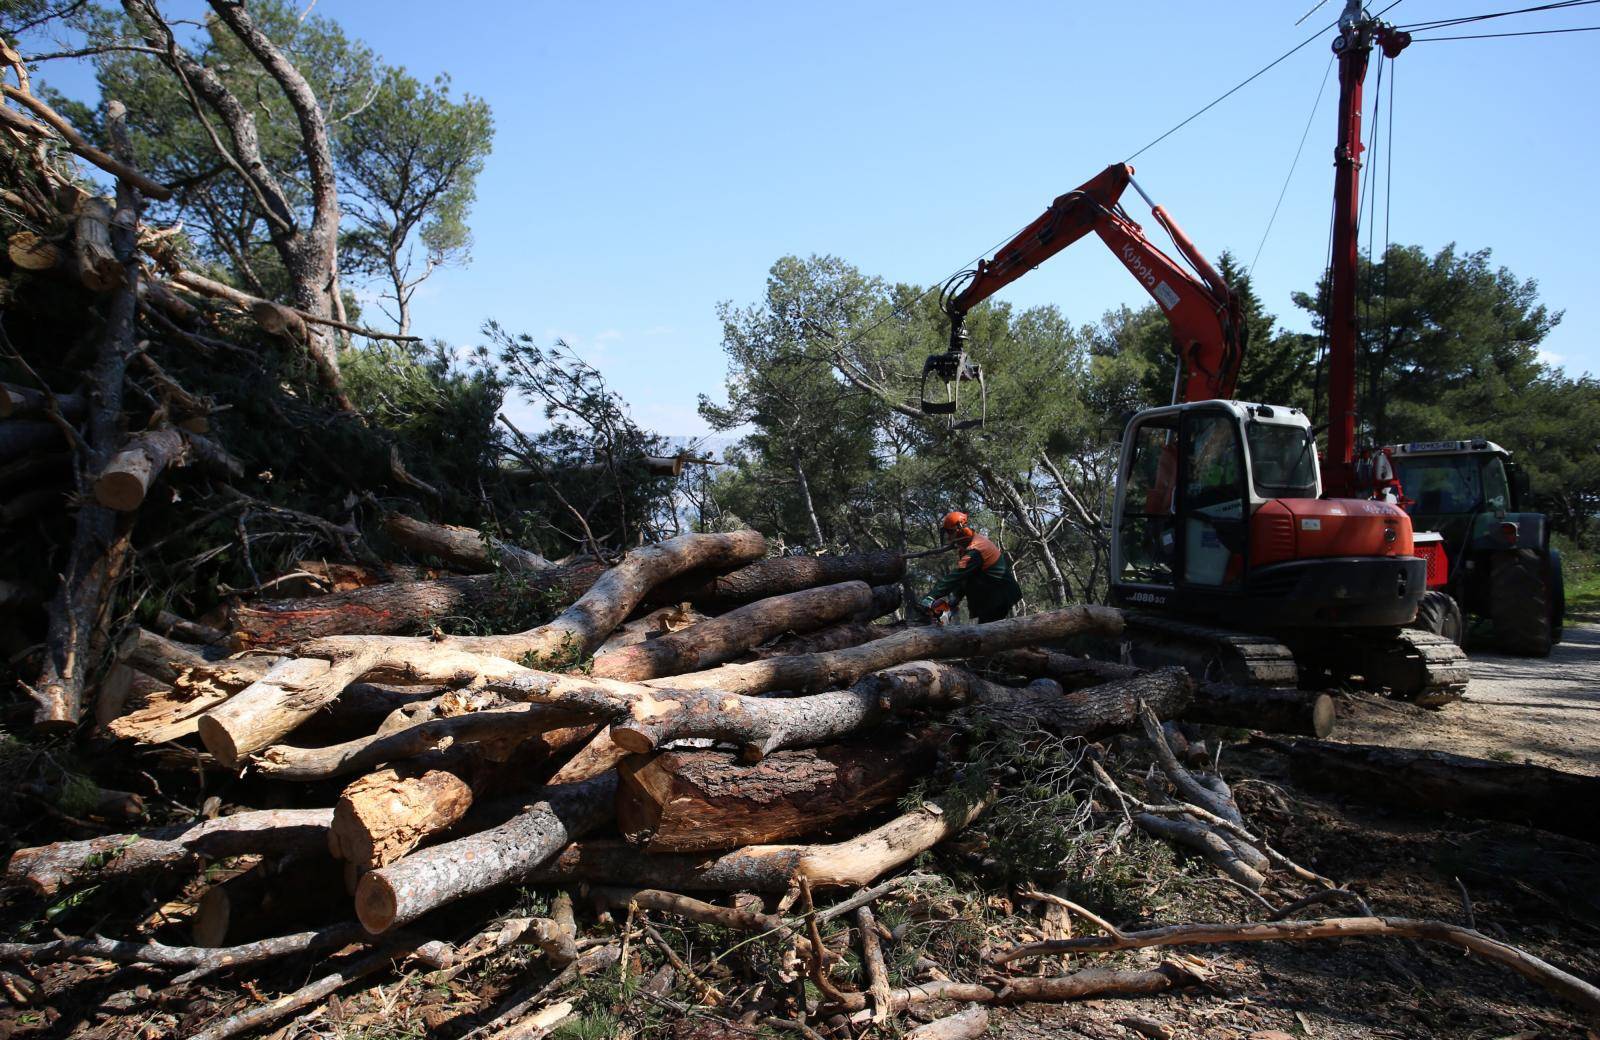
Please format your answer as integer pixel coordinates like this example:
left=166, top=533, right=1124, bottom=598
left=1337, top=622, right=1600, bottom=775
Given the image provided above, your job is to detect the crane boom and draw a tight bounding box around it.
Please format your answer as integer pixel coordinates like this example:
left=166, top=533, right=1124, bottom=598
left=939, top=163, right=1245, bottom=404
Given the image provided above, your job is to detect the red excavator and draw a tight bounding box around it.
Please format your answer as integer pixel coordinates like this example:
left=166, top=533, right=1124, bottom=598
left=926, top=8, right=1466, bottom=701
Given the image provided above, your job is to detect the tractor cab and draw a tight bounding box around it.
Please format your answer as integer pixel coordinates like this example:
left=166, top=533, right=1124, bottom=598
left=1386, top=438, right=1563, bottom=654
left=1111, top=400, right=1424, bottom=631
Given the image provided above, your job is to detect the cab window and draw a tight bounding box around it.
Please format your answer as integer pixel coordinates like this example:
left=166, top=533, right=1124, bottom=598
left=1246, top=422, right=1318, bottom=499
left=1394, top=456, right=1483, bottom=515
left=1181, top=412, right=1247, bottom=587
left=1480, top=456, right=1510, bottom=513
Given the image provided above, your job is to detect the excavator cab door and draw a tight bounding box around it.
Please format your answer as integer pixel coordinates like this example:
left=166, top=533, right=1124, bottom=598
left=1178, top=407, right=1248, bottom=587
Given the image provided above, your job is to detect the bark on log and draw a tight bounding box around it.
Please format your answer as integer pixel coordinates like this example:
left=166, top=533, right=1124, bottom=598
left=953, top=667, right=1193, bottom=741
left=905, top=1007, right=989, bottom=1040
left=196, top=655, right=342, bottom=766
left=383, top=513, right=553, bottom=573
left=93, top=426, right=242, bottom=511
left=531, top=791, right=992, bottom=893
left=616, top=729, right=943, bottom=852
left=329, top=767, right=476, bottom=872
left=590, top=581, right=874, bottom=682
left=646, top=550, right=906, bottom=612
left=1263, top=739, right=1600, bottom=842
left=73, top=195, right=122, bottom=291
left=249, top=298, right=307, bottom=340
left=227, top=560, right=607, bottom=646
left=0, top=381, right=86, bottom=420
left=638, top=605, right=1123, bottom=697
left=355, top=772, right=617, bottom=933
left=992, top=647, right=1334, bottom=738
left=749, top=621, right=901, bottom=660
left=4, top=808, right=333, bottom=895
left=254, top=702, right=589, bottom=781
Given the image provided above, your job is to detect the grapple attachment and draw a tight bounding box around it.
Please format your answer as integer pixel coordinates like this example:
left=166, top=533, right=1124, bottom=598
left=919, top=329, right=986, bottom=430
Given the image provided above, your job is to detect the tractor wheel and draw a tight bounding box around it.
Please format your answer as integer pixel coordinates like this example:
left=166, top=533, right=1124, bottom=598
left=1491, top=548, right=1553, bottom=657
left=1412, top=590, right=1465, bottom=646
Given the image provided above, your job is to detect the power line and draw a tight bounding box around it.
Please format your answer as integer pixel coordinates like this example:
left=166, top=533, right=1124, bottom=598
left=1248, top=56, right=1336, bottom=276
left=1398, top=0, right=1600, bottom=30
left=1411, top=23, right=1600, bottom=37
left=1124, top=17, right=1339, bottom=163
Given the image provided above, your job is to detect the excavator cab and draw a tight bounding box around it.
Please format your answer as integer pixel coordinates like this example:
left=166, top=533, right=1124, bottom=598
left=919, top=326, right=986, bottom=430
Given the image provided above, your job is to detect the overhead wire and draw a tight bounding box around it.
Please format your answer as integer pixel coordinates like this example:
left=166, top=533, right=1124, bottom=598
left=1397, top=0, right=1599, bottom=30
left=1411, top=24, right=1600, bottom=37
left=1248, top=55, right=1336, bottom=276
left=1124, top=16, right=1340, bottom=163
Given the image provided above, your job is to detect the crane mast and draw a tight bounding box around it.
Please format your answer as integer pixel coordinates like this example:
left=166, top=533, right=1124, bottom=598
left=1324, top=1, right=1411, bottom=497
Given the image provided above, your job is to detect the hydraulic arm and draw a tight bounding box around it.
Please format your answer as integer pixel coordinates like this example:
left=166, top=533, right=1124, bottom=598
left=927, top=163, right=1246, bottom=413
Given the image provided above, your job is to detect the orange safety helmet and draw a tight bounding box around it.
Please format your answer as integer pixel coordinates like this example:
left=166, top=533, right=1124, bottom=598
left=940, top=510, right=975, bottom=541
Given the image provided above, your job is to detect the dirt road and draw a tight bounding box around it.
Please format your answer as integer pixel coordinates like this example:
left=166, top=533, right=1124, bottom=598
left=1338, top=621, right=1600, bottom=774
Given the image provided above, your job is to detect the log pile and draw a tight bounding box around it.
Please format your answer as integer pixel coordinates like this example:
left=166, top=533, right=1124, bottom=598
left=5, top=66, right=1596, bottom=1040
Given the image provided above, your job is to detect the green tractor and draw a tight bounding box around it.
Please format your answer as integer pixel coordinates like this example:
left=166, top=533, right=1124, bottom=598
left=1387, top=438, right=1565, bottom=656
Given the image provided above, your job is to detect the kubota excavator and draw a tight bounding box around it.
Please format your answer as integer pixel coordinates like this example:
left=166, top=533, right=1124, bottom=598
left=926, top=8, right=1467, bottom=702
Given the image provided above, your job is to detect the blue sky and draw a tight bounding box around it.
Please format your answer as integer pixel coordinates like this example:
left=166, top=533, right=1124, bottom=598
left=28, top=1, right=1600, bottom=436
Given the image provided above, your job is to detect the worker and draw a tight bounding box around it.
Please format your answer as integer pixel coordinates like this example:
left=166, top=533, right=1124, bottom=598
left=919, top=511, right=1023, bottom=623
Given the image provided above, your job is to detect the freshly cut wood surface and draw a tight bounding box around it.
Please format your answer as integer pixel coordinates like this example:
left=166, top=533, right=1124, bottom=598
left=616, top=729, right=942, bottom=852
left=590, top=580, right=873, bottom=682
left=330, top=766, right=476, bottom=871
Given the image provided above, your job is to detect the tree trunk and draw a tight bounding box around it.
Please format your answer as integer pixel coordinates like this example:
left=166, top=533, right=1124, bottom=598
left=191, top=856, right=347, bottom=947
left=382, top=513, right=553, bottom=573
left=30, top=123, right=141, bottom=729
left=73, top=195, right=122, bottom=291
left=992, top=647, right=1335, bottom=738
left=793, top=455, right=826, bottom=548
left=532, top=791, right=992, bottom=893
left=640, top=605, right=1123, bottom=698
left=5, top=808, right=333, bottom=896
left=227, top=560, right=607, bottom=646
left=905, top=1007, right=989, bottom=1040
left=595, top=604, right=709, bottom=655
left=953, top=667, right=1193, bottom=741
left=93, top=427, right=241, bottom=511
left=1263, top=739, right=1600, bottom=842
left=355, top=772, right=617, bottom=933
left=647, top=550, right=905, bottom=612
left=590, top=580, right=874, bottom=682
left=0, top=381, right=86, bottom=420
left=617, top=729, right=943, bottom=852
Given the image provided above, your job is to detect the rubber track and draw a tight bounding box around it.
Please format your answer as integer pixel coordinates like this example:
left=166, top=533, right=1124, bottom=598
left=1123, top=614, right=1300, bottom=686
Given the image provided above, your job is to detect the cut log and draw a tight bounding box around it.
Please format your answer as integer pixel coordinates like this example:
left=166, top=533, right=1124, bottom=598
left=191, top=856, right=348, bottom=947
left=196, top=655, right=339, bottom=766
left=248, top=298, right=307, bottom=340
left=153, top=610, right=228, bottom=647
left=1261, top=738, right=1600, bottom=842
left=638, top=605, right=1124, bottom=697
left=0, top=381, right=86, bottom=420
left=93, top=427, right=242, bottom=511
left=355, top=772, right=617, bottom=933
left=73, top=195, right=122, bottom=291
left=595, top=603, right=708, bottom=655
left=646, top=550, right=906, bottom=612
left=956, top=667, right=1194, bottom=741
left=749, top=620, right=901, bottom=659
left=590, top=580, right=874, bottom=682
left=993, top=647, right=1334, bottom=738
left=616, top=729, right=943, bottom=852
left=329, top=766, right=476, bottom=872
left=4, top=808, right=333, bottom=896
left=226, top=562, right=606, bottom=647
left=6, top=230, right=62, bottom=272
left=855, top=583, right=904, bottom=621
left=382, top=513, right=553, bottom=573
left=532, top=790, right=992, bottom=893
left=905, top=1007, right=989, bottom=1040
left=253, top=702, right=590, bottom=781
